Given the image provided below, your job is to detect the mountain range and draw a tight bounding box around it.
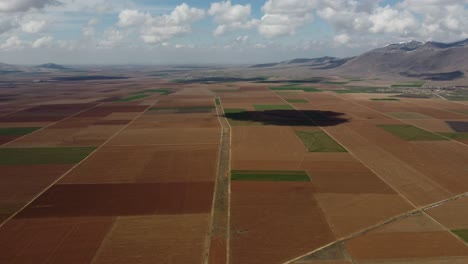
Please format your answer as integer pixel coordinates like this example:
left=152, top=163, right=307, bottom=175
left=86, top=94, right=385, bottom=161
left=250, top=38, right=468, bottom=80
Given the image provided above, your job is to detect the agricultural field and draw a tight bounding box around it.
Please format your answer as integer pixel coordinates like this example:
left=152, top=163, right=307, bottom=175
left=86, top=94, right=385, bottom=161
left=0, top=71, right=467, bottom=264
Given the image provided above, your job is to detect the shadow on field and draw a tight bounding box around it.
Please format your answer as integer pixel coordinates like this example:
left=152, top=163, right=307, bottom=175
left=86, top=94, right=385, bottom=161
left=223, top=110, right=348, bottom=126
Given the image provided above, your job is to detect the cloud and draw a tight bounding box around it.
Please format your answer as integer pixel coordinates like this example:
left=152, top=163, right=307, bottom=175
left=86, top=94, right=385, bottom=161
left=0, top=0, right=58, bottom=13
left=98, top=28, right=125, bottom=48
left=208, top=1, right=257, bottom=36
left=118, top=4, right=205, bottom=44
left=258, top=0, right=317, bottom=38
left=21, top=20, right=47, bottom=33
left=334, top=33, right=350, bottom=45
left=0, top=18, right=17, bottom=34
left=0, top=36, right=24, bottom=50
left=32, top=35, right=54, bottom=48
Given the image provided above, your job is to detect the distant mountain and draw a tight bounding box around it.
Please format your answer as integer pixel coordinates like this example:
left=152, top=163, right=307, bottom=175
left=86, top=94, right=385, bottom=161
left=250, top=56, right=354, bottom=69
left=36, top=63, right=71, bottom=70
left=336, top=39, right=468, bottom=79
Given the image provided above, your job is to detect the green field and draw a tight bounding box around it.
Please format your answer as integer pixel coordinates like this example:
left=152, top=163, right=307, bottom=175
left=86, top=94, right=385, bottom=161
left=295, top=131, right=347, bottom=152
left=452, top=230, right=468, bottom=243
left=0, top=127, right=41, bottom=136
left=371, top=98, right=400, bottom=101
left=116, top=94, right=149, bottom=102
left=387, top=112, right=432, bottom=119
left=231, top=170, right=310, bottom=182
left=334, top=86, right=392, bottom=94
left=437, top=132, right=468, bottom=140
left=215, top=98, right=221, bottom=106
left=133, top=89, right=173, bottom=95
left=253, top=104, right=295, bottom=111
left=286, top=99, right=309, bottom=103
left=149, top=106, right=215, bottom=112
left=390, top=81, right=425, bottom=88
left=270, top=84, right=321, bottom=92
left=0, top=147, right=97, bottom=165
left=378, top=125, right=448, bottom=141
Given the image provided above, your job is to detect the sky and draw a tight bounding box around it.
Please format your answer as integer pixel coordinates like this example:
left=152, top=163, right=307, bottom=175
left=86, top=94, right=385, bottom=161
left=0, top=0, right=467, bottom=65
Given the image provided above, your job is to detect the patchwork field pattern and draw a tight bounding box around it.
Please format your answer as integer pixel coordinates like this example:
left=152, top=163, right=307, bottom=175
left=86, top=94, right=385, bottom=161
left=0, top=76, right=467, bottom=264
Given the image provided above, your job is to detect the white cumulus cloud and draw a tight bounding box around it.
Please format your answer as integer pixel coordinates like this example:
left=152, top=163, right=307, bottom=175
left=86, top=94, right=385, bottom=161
left=32, top=35, right=53, bottom=48
left=0, top=0, right=58, bottom=13
left=209, top=1, right=257, bottom=36
left=21, top=20, right=47, bottom=33
left=258, top=0, right=317, bottom=38
left=118, top=4, right=205, bottom=44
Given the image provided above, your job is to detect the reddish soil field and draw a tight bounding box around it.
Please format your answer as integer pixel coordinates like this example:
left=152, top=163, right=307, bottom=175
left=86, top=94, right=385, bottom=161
left=0, top=164, right=73, bottom=222
left=314, top=193, right=414, bottom=238
left=61, top=144, right=219, bottom=183
left=16, top=182, right=214, bottom=218
left=345, top=231, right=468, bottom=260
left=309, top=170, right=396, bottom=194
left=93, top=214, right=210, bottom=264
left=107, top=127, right=221, bottom=146
left=133, top=112, right=219, bottom=128
left=0, top=217, right=114, bottom=264
left=231, top=126, right=307, bottom=171
left=5, top=125, right=123, bottom=147
left=75, top=105, right=148, bottom=118
left=321, top=121, right=454, bottom=206
left=0, top=135, right=17, bottom=145
left=426, top=196, right=468, bottom=229
left=231, top=181, right=335, bottom=264
left=0, top=104, right=97, bottom=123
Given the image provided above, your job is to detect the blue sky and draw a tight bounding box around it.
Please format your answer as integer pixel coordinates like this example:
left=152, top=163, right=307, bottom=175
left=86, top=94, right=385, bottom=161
left=0, top=0, right=467, bottom=64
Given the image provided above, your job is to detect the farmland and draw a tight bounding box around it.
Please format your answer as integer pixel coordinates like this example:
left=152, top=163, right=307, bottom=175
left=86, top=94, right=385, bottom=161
left=0, top=70, right=467, bottom=264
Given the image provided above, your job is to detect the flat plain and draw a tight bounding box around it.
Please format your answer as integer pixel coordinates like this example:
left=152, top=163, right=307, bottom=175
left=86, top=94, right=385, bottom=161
left=0, top=70, right=467, bottom=264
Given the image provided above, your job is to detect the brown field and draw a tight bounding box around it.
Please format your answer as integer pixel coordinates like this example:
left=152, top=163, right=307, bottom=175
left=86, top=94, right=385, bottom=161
left=4, top=125, right=124, bottom=147
left=0, top=164, right=73, bottom=222
left=231, top=126, right=307, bottom=170
left=93, top=214, right=210, bottom=264
left=0, top=216, right=115, bottom=264
left=16, top=182, right=214, bottom=218
left=231, top=181, right=335, bottom=264
left=61, top=144, right=219, bottom=183
left=426, top=196, right=468, bottom=230
left=0, top=73, right=467, bottom=263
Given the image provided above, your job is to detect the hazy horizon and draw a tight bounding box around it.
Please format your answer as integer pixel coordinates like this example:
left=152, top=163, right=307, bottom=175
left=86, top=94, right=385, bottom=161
left=1, top=0, right=467, bottom=64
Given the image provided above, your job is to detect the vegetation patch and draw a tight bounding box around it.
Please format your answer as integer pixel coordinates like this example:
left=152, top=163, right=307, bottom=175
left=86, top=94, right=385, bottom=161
left=0, top=127, right=41, bottom=136
left=116, top=94, right=149, bottom=102
left=387, top=112, right=432, bottom=119
left=231, top=170, right=310, bottom=182
left=334, top=86, right=393, bottom=94
left=390, top=81, right=425, bottom=88
left=377, top=125, right=448, bottom=141
left=215, top=98, right=221, bottom=106
left=452, top=230, right=468, bottom=243
left=370, top=98, right=400, bottom=101
left=437, top=132, right=468, bottom=140
left=253, top=104, right=295, bottom=111
left=286, top=99, right=309, bottom=103
left=0, top=147, right=97, bottom=165
left=270, top=84, right=321, bottom=92
left=295, top=131, right=347, bottom=152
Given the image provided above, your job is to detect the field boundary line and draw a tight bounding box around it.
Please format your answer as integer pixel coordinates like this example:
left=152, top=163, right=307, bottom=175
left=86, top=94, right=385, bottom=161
left=204, top=96, right=227, bottom=263
left=282, top=191, right=468, bottom=264
left=0, top=100, right=157, bottom=229
left=332, top=92, right=468, bottom=147
left=0, top=103, right=103, bottom=148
